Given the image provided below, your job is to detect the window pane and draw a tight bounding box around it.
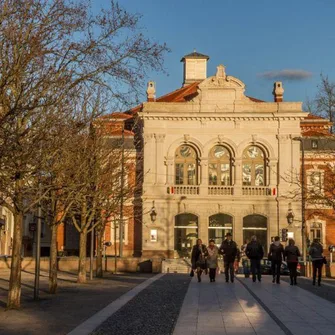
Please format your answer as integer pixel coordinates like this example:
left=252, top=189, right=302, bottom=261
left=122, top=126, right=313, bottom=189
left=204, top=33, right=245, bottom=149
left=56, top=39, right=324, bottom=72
left=220, top=163, right=230, bottom=185
left=209, top=163, right=218, bottom=185
left=255, top=164, right=264, bottom=186
left=175, top=164, right=184, bottom=184
left=213, top=146, right=228, bottom=159
left=180, top=145, right=195, bottom=158
left=187, top=163, right=196, bottom=185
left=242, top=164, right=251, bottom=186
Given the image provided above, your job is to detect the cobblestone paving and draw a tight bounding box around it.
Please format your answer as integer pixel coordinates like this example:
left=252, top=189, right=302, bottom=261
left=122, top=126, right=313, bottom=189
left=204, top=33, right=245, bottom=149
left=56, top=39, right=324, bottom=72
left=0, top=269, right=152, bottom=335
left=91, top=274, right=192, bottom=335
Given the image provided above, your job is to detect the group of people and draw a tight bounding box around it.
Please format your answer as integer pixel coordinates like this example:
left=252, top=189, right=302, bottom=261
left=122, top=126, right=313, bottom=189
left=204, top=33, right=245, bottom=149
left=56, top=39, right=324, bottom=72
left=191, top=233, right=326, bottom=286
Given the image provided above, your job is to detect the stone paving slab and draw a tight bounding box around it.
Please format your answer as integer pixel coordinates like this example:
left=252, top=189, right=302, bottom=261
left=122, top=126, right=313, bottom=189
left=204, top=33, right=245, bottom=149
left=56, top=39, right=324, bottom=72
left=173, top=274, right=286, bottom=335
left=239, top=276, right=335, bottom=335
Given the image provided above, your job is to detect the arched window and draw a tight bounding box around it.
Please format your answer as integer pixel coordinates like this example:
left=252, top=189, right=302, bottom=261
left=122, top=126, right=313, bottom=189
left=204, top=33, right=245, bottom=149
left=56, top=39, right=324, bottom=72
left=174, top=213, right=198, bottom=257
left=242, top=146, right=266, bottom=186
left=243, top=215, right=268, bottom=251
left=208, top=146, right=231, bottom=185
left=175, top=145, right=198, bottom=185
left=208, top=213, right=233, bottom=246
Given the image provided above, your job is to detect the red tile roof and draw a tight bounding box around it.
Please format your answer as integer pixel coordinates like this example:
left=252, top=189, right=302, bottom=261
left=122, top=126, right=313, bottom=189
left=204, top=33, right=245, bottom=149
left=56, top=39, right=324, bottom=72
left=109, top=129, right=134, bottom=137
left=100, top=112, right=133, bottom=120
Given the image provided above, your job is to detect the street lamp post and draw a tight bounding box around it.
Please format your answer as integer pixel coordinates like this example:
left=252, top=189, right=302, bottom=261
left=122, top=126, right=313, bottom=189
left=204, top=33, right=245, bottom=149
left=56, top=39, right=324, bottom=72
left=292, top=137, right=306, bottom=266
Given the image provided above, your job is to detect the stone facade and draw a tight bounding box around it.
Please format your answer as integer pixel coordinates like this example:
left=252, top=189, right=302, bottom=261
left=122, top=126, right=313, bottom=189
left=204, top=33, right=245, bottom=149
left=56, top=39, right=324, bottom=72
left=137, top=53, right=307, bottom=258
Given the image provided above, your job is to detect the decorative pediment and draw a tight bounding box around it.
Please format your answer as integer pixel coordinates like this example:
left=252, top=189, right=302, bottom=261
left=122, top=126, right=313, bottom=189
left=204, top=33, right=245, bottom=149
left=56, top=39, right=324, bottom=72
left=198, top=64, right=245, bottom=91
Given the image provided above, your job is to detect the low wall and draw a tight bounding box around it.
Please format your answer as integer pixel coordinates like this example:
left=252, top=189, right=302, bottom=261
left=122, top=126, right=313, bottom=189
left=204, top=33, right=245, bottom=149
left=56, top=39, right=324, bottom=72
left=0, top=256, right=163, bottom=273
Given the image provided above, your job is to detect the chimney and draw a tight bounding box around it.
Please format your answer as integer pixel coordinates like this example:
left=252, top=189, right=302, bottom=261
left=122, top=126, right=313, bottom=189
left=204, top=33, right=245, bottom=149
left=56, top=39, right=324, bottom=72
left=146, top=81, right=156, bottom=102
left=273, top=82, right=284, bottom=102
left=181, top=50, right=209, bottom=86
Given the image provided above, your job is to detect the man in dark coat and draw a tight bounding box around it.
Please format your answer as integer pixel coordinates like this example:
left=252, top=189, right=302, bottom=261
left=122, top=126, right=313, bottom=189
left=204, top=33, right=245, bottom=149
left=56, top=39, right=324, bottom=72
left=268, top=236, right=285, bottom=284
left=219, top=232, right=238, bottom=283
left=246, top=235, right=264, bottom=282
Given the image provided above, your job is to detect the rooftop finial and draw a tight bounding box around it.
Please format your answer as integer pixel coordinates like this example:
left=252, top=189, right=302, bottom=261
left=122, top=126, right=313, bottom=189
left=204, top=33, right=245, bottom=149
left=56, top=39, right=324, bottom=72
left=193, top=48, right=196, bottom=53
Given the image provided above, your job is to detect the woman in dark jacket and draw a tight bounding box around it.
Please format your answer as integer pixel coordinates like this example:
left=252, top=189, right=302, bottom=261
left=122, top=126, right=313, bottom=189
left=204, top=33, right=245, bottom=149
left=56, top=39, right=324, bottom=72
left=191, top=239, right=208, bottom=282
left=284, top=239, right=301, bottom=285
left=309, top=239, right=324, bottom=286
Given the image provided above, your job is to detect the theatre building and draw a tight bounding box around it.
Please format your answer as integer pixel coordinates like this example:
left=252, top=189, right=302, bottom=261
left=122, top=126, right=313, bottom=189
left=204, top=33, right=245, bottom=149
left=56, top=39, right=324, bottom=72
left=131, top=51, right=307, bottom=259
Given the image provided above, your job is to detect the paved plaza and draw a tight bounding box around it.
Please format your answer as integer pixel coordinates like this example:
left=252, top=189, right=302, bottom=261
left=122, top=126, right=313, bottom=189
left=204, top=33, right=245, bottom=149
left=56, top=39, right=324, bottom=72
left=174, top=275, right=335, bottom=335
left=1, top=269, right=335, bottom=335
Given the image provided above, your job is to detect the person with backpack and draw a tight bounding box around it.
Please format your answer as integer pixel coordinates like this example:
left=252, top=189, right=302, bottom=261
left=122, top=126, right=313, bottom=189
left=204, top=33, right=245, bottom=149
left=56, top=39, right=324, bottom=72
left=246, top=235, right=264, bottom=282
left=309, top=239, right=325, bottom=286
left=219, top=232, right=238, bottom=283
left=268, top=236, right=285, bottom=284
left=284, top=239, right=301, bottom=285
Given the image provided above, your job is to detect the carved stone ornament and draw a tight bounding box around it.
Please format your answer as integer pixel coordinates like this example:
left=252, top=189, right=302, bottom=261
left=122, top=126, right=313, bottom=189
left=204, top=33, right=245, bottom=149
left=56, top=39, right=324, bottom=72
left=154, top=133, right=165, bottom=143
left=218, top=134, right=224, bottom=143
left=183, top=134, right=190, bottom=143
left=143, top=133, right=154, bottom=142
left=251, top=134, right=258, bottom=144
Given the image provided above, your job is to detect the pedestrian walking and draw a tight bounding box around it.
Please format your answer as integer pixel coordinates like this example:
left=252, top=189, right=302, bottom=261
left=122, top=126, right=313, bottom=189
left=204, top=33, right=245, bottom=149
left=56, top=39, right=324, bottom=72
left=284, top=239, right=301, bottom=285
left=268, top=236, right=284, bottom=284
left=241, top=239, right=250, bottom=278
left=246, top=235, right=264, bottom=282
left=191, top=239, right=208, bottom=283
left=207, top=239, right=219, bottom=282
left=219, top=232, right=238, bottom=283
left=309, top=238, right=325, bottom=286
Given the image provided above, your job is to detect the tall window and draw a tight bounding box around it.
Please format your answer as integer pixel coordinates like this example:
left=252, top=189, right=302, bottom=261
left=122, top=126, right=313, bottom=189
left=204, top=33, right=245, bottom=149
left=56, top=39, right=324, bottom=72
left=243, top=215, right=268, bottom=251
left=307, top=170, right=323, bottom=195
left=175, top=145, right=198, bottom=185
left=208, top=146, right=231, bottom=185
left=242, top=146, right=265, bottom=186
left=310, top=222, right=322, bottom=243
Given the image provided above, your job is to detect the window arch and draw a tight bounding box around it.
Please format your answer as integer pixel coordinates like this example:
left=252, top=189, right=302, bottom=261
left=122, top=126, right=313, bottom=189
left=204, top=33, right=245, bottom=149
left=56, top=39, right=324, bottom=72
left=242, top=146, right=266, bottom=186
left=175, top=145, right=198, bottom=185
left=208, top=146, right=232, bottom=185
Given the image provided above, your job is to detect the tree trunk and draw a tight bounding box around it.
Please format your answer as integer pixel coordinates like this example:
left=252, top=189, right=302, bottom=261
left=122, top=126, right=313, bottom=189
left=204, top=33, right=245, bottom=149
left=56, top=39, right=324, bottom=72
left=96, top=230, right=103, bottom=278
left=7, top=211, right=23, bottom=309
left=49, top=223, right=58, bottom=294
left=77, top=230, right=87, bottom=283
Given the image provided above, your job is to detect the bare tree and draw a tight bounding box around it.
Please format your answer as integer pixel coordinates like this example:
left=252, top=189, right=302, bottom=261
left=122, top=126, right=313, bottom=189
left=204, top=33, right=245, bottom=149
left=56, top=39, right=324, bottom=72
left=313, top=74, right=335, bottom=133
left=0, top=0, right=167, bottom=308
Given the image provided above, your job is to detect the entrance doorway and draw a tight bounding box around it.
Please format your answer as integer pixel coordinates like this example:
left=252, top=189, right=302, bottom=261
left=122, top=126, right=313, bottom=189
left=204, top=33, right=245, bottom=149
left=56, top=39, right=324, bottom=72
left=208, top=213, right=233, bottom=246
left=243, top=215, right=268, bottom=251
left=174, top=213, right=198, bottom=258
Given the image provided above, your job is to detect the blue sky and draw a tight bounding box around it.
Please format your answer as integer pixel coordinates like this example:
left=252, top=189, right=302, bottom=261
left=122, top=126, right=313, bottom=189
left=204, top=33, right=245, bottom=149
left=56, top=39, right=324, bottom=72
left=96, top=0, right=335, bottom=105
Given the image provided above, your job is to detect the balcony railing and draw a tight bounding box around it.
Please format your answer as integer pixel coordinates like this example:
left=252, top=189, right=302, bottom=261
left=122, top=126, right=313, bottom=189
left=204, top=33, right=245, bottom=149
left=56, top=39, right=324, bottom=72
left=166, top=185, right=274, bottom=196
left=167, top=186, right=199, bottom=195
left=242, top=187, right=272, bottom=196
left=208, top=186, right=233, bottom=196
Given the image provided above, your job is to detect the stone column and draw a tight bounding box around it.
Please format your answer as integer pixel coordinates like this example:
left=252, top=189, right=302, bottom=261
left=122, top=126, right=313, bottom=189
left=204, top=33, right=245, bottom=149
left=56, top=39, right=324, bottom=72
left=199, top=158, right=208, bottom=196
left=268, top=159, right=278, bottom=191
left=154, top=134, right=166, bottom=185
left=165, top=157, right=174, bottom=185
left=234, top=157, right=242, bottom=196
left=143, top=133, right=155, bottom=184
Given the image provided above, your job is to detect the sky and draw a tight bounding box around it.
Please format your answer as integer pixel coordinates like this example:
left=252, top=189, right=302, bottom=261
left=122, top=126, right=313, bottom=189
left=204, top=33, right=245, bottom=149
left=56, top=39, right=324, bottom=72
left=95, top=0, right=335, bottom=105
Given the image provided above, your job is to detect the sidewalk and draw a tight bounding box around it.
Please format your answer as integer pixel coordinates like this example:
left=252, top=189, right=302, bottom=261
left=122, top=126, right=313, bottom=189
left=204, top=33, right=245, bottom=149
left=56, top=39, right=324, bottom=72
left=173, top=274, right=335, bottom=335
left=0, top=269, right=152, bottom=335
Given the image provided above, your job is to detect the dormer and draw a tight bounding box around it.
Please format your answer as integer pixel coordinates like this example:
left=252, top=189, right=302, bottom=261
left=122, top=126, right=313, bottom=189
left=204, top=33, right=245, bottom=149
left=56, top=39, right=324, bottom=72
left=181, top=50, right=209, bottom=86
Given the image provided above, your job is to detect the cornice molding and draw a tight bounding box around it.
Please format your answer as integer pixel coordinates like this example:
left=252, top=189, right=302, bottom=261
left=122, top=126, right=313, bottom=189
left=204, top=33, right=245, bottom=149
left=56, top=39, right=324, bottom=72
left=140, top=116, right=304, bottom=121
